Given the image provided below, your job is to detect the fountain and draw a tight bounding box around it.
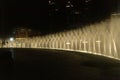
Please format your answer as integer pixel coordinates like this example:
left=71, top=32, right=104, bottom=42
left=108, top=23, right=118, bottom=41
left=1, top=14, right=120, bottom=60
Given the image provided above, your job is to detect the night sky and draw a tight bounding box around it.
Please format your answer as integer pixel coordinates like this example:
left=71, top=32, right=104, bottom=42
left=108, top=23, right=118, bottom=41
left=1, top=0, right=119, bottom=35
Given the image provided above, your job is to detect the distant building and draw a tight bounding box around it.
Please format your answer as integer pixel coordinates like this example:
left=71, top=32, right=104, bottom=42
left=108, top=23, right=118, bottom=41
left=111, top=13, right=120, bottom=19
left=14, top=27, right=41, bottom=38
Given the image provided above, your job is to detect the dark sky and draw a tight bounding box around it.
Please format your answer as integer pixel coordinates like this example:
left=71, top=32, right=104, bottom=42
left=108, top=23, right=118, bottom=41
left=1, top=0, right=119, bottom=34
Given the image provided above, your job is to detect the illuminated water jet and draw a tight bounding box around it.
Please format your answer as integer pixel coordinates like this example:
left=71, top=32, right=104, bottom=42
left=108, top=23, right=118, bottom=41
left=0, top=14, right=120, bottom=60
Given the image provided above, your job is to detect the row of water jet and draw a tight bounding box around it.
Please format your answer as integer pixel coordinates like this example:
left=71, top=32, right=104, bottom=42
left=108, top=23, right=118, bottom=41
left=0, top=14, right=120, bottom=60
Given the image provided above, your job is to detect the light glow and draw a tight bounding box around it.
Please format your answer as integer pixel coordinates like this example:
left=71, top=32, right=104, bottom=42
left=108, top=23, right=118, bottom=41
left=10, top=37, right=14, bottom=41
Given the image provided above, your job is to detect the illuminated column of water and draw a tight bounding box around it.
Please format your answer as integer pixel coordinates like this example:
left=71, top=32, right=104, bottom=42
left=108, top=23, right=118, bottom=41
left=41, top=37, right=43, bottom=48
left=72, top=38, right=75, bottom=50
left=35, top=38, right=38, bottom=48
left=50, top=37, right=53, bottom=49
left=93, top=38, right=96, bottom=54
left=44, top=37, right=46, bottom=48
left=54, top=34, right=57, bottom=49
left=8, top=42, right=10, bottom=48
left=56, top=35, right=58, bottom=49
left=35, top=39, right=37, bottom=48
left=41, top=38, right=44, bottom=48
left=55, top=33, right=59, bottom=49
left=57, top=37, right=60, bottom=49
left=40, top=37, right=43, bottom=48
left=26, top=41, right=29, bottom=48
left=29, top=39, right=32, bottom=48
left=86, top=26, right=91, bottom=45
left=25, top=39, right=28, bottom=48
left=42, top=37, right=44, bottom=48
left=15, top=40, right=18, bottom=48
left=30, top=40, right=33, bottom=48
left=43, top=38, right=46, bottom=48
left=62, top=38, right=65, bottom=49
left=54, top=38, right=57, bottom=49
left=67, top=40, right=71, bottom=50
left=108, top=36, right=112, bottom=57
left=30, top=39, right=32, bottom=48
left=59, top=39, right=62, bottom=49
left=63, top=37, right=66, bottom=49
left=57, top=33, right=60, bottom=49
left=59, top=36, right=62, bottom=49
left=33, top=40, right=36, bottom=48
left=61, top=38, right=64, bottom=49
left=37, top=38, right=40, bottom=48
left=24, top=40, right=27, bottom=48
left=65, top=33, right=69, bottom=50
left=39, top=37, right=41, bottom=47
left=112, top=38, right=118, bottom=58
left=29, top=40, right=31, bottom=48
left=73, top=39, right=75, bottom=50
left=39, top=38, right=42, bottom=48
left=38, top=38, right=41, bottom=48
left=8, top=42, right=11, bottom=48
left=30, top=39, right=33, bottom=48
left=11, top=42, right=14, bottom=48
left=28, top=39, right=30, bottom=48
left=63, top=39, right=66, bottom=49
left=79, top=40, right=82, bottom=51
left=78, top=38, right=81, bottom=51
left=63, top=38, right=66, bottom=49
left=35, top=42, right=37, bottom=48
left=46, top=39, right=49, bottom=48
left=62, top=32, right=65, bottom=49
left=0, top=40, right=1, bottom=48
left=50, top=35, right=53, bottom=49
left=69, top=31, right=73, bottom=50
left=51, top=38, right=55, bottom=49
left=62, top=36, right=65, bottom=49
left=83, top=40, right=88, bottom=52
left=37, top=38, right=39, bottom=48
left=39, top=40, right=42, bottom=48
left=110, top=19, right=119, bottom=59
left=51, top=38, right=54, bottom=48
left=48, top=35, right=51, bottom=48
left=53, top=37, right=56, bottom=49
left=99, top=34, right=104, bottom=55
left=60, top=34, right=63, bottom=49
left=24, top=39, right=27, bottom=48
left=96, top=40, right=101, bottom=54
left=22, top=42, right=25, bottom=48
left=43, top=37, right=46, bottom=48
left=56, top=37, right=59, bottom=49
left=56, top=33, right=60, bottom=49
left=74, top=39, right=77, bottom=50
left=31, top=40, right=34, bottom=48
left=88, top=38, right=92, bottom=53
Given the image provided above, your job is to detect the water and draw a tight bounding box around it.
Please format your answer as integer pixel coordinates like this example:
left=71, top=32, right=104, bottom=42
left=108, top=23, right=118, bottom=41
left=0, top=14, right=120, bottom=60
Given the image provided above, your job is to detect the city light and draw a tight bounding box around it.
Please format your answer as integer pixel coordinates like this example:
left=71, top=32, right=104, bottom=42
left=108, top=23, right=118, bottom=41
left=66, top=1, right=74, bottom=8
left=10, top=37, right=14, bottom=41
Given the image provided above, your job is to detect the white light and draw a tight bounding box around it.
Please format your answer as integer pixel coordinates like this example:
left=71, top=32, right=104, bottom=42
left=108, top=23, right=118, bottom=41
left=10, top=37, right=14, bottom=41
left=96, top=40, right=101, bottom=42
left=66, top=5, right=70, bottom=8
left=66, top=42, right=70, bottom=45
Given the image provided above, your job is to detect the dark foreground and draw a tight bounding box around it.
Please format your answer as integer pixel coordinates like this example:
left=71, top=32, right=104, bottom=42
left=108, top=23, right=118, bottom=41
left=0, top=48, right=120, bottom=80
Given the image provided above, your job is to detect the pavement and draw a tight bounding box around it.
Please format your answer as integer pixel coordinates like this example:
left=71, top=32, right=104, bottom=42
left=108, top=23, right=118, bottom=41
left=0, top=48, right=120, bottom=80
